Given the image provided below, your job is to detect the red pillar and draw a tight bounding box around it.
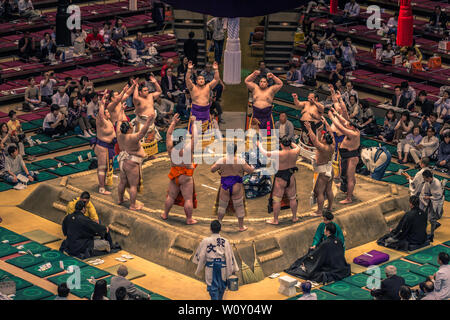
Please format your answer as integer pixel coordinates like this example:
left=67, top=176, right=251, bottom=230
left=397, top=0, right=413, bottom=47
left=330, top=0, right=338, bottom=14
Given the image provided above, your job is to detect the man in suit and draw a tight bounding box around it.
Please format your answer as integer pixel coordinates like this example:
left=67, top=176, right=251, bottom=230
left=176, top=89, right=191, bottom=119
left=391, top=85, right=408, bottom=109
left=427, top=6, right=447, bottom=31
left=110, top=265, right=151, bottom=300
left=274, top=112, right=295, bottom=141
left=161, top=68, right=180, bottom=102
left=371, top=265, right=405, bottom=300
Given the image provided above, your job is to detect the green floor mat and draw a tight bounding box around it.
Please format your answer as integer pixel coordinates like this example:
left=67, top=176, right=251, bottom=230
left=0, top=243, right=19, bottom=258
left=41, top=141, right=68, bottom=152
left=48, top=165, right=83, bottom=176
left=29, top=119, right=44, bottom=127
left=0, top=226, right=12, bottom=235
left=6, top=254, right=45, bottom=268
left=32, top=171, right=59, bottom=183
left=21, top=122, right=40, bottom=131
left=405, top=245, right=450, bottom=267
left=361, top=138, right=380, bottom=148
left=55, top=154, right=80, bottom=164
left=157, top=141, right=167, bottom=153
left=25, top=145, right=49, bottom=156
left=40, top=250, right=68, bottom=262
left=134, top=284, right=170, bottom=300
left=31, top=158, right=61, bottom=169
left=21, top=230, right=61, bottom=245
left=7, top=275, right=33, bottom=290
left=380, top=143, right=397, bottom=157
left=320, top=281, right=372, bottom=300
left=71, top=161, right=93, bottom=172
left=79, top=265, right=110, bottom=280
left=443, top=240, right=450, bottom=247
left=409, top=264, right=439, bottom=278
left=386, top=162, right=409, bottom=173
left=405, top=169, right=419, bottom=177
left=0, top=182, right=13, bottom=192
left=381, top=174, right=408, bottom=185
left=13, top=286, right=54, bottom=300
left=397, top=271, right=426, bottom=287
left=342, top=273, right=371, bottom=288
left=287, top=289, right=345, bottom=300
left=273, top=104, right=296, bottom=114
left=25, top=163, right=41, bottom=172
left=24, top=261, right=64, bottom=278
left=30, top=134, right=52, bottom=142
left=42, top=295, right=57, bottom=300
left=274, top=91, right=294, bottom=103
left=375, top=118, right=384, bottom=126
left=72, top=149, right=95, bottom=160
left=103, top=264, right=146, bottom=280
left=16, top=241, right=50, bottom=254
left=61, top=257, right=89, bottom=270
left=47, top=273, right=96, bottom=298
left=381, top=259, right=418, bottom=272
left=59, top=136, right=89, bottom=147
left=0, top=231, right=29, bottom=244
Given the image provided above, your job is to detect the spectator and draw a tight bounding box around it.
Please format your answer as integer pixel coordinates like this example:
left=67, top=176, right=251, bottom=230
left=55, top=283, right=70, bottom=300
left=428, top=252, right=450, bottom=300
left=347, top=95, right=362, bottom=122
left=420, top=170, right=444, bottom=242
left=160, top=58, right=174, bottom=78
left=183, top=31, right=198, bottom=65
left=24, top=77, right=45, bottom=111
left=43, top=104, right=68, bottom=137
left=110, top=265, right=151, bottom=300
left=426, top=6, right=447, bottom=32
left=18, top=31, right=37, bottom=61
left=378, top=109, right=397, bottom=142
left=310, top=211, right=345, bottom=250
left=201, top=63, right=225, bottom=101
left=286, top=64, right=302, bottom=84
left=380, top=43, right=395, bottom=63
left=386, top=32, right=399, bottom=53
left=40, top=71, right=57, bottom=105
left=161, top=67, right=180, bottom=101
left=85, top=27, right=104, bottom=52
left=52, top=86, right=70, bottom=111
left=435, top=90, right=450, bottom=123
left=329, top=62, right=346, bottom=88
left=393, top=110, right=414, bottom=143
left=87, top=92, right=99, bottom=129
left=300, top=56, right=317, bottom=86
left=2, top=145, right=36, bottom=186
left=18, top=0, right=41, bottom=20
left=323, top=41, right=336, bottom=71
left=371, top=265, right=405, bottom=300
left=154, top=95, right=174, bottom=126
left=151, top=0, right=165, bottom=31
left=176, top=89, right=191, bottom=119
left=377, top=196, right=428, bottom=251
left=410, top=127, right=439, bottom=167
left=391, top=85, right=408, bottom=109
left=399, top=286, right=414, bottom=300
left=0, top=0, right=13, bottom=20
left=304, top=30, right=319, bottom=56
left=342, top=81, right=358, bottom=106
left=342, top=0, right=360, bottom=21
left=307, top=43, right=325, bottom=66
left=319, top=20, right=337, bottom=44
left=437, top=130, right=450, bottom=170
left=68, top=96, right=94, bottom=138
left=0, top=122, right=27, bottom=160
left=66, top=191, right=99, bottom=223
left=79, top=76, right=94, bottom=98
left=416, top=90, right=435, bottom=117
left=112, top=18, right=128, bottom=41
left=99, top=21, right=112, bottom=48
left=387, top=12, right=398, bottom=35
left=340, top=37, right=357, bottom=69
left=112, top=38, right=128, bottom=62
left=418, top=281, right=436, bottom=300
left=207, top=17, right=226, bottom=64
left=132, top=32, right=147, bottom=56
left=91, top=279, right=109, bottom=300
left=401, top=82, right=417, bottom=103
left=64, top=77, right=80, bottom=97
left=357, top=100, right=378, bottom=135
left=39, top=32, right=56, bottom=61
left=115, top=287, right=128, bottom=300
left=420, top=112, right=441, bottom=135
left=72, top=28, right=87, bottom=54
left=297, top=281, right=317, bottom=300
left=61, top=200, right=120, bottom=259
left=397, top=126, right=423, bottom=164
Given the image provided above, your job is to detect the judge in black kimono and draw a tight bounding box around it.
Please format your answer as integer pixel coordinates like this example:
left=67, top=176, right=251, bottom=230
left=61, top=201, right=119, bottom=258
left=285, top=223, right=351, bottom=284
left=377, top=196, right=428, bottom=251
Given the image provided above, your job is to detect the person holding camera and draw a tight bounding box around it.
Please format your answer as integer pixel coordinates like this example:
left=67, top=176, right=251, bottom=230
left=110, top=265, right=151, bottom=300
left=43, top=104, right=69, bottom=137
left=40, top=71, right=57, bottom=105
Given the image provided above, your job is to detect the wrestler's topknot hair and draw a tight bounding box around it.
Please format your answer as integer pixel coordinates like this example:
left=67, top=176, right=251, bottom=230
left=120, top=122, right=131, bottom=134
left=323, top=132, right=333, bottom=145
left=281, top=136, right=291, bottom=147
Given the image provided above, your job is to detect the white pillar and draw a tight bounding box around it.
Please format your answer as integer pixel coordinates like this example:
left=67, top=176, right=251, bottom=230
left=129, top=0, right=137, bottom=11
left=223, top=17, right=241, bottom=85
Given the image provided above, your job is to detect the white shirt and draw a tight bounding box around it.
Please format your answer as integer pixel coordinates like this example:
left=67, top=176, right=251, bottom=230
left=43, top=112, right=59, bottom=129
left=52, top=92, right=69, bottom=107
left=279, top=123, right=286, bottom=137
left=87, top=101, right=99, bottom=118
left=40, top=79, right=57, bottom=97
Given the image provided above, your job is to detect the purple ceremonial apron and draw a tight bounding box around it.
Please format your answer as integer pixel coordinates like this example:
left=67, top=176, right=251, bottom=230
left=189, top=103, right=211, bottom=133
left=252, top=106, right=273, bottom=133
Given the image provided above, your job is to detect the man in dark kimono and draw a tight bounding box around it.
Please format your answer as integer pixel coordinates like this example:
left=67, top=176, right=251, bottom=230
left=377, top=195, right=428, bottom=251
left=285, top=223, right=350, bottom=284
left=61, top=201, right=119, bottom=259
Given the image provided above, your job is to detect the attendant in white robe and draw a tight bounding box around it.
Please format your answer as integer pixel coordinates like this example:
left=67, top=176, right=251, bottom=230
left=193, top=220, right=239, bottom=300
left=419, top=170, right=444, bottom=242
left=402, top=157, right=430, bottom=196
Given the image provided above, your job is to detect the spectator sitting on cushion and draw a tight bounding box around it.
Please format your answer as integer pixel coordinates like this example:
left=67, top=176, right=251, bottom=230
left=297, top=281, right=317, bottom=300
left=400, top=81, right=416, bottom=111
left=286, top=64, right=303, bottom=85
left=24, top=77, right=45, bottom=111
left=410, top=127, right=439, bottom=167
left=91, top=279, right=109, bottom=300
left=357, top=100, right=378, bottom=135
left=18, top=0, right=42, bottom=20
left=132, top=32, right=147, bottom=56
left=416, top=90, right=435, bottom=117
left=419, top=280, right=437, bottom=300
left=43, top=104, right=68, bottom=137
left=380, top=43, right=395, bottom=63
left=66, top=191, right=99, bottom=223
left=371, top=265, right=405, bottom=300
left=115, top=287, right=128, bottom=300
left=55, top=283, right=70, bottom=300
left=40, top=71, right=57, bottom=105
left=397, top=126, right=423, bottom=164
left=85, top=27, right=105, bottom=52
left=399, top=286, right=415, bottom=300
left=176, top=89, right=191, bottom=119
left=2, top=145, right=36, bottom=186
left=420, top=112, right=441, bottom=136
left=329, top=62, right=346, bottom=88
left=426, top=5, right=447, bottom=32
left=67, top=96, right=94, bottom=138
left=52, top=86, right=70, bottom=112
left=99, top=21, right=112, bottom=47
left=437, top=130, right=450, bottom=169
left=161, top=67, right=180, bottom=101
left=0, top=122, right=29, bottom=161
left=393, top=110, right=414, bottom=143
left=435, top=90, right=450, bottom=123
left=427, top=252, right=450, bottom=300
left=378, top=109, right=397, bottom=142
left=275, top=112, right=294, bottom=141
left=300, top=56, right=317, bottom=86
left=391, top=85, right=408, bottom=109
left=342, top=81, right=358, bottom=107
left=112, top=18, right=128, bottom=41
left=110, top=265, right=151, bottom=300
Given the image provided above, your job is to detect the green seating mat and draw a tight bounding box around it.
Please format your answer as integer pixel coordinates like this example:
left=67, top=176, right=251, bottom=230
left=42, top=295, right=57, bottom=300
left=55, top=154, right=80, bottom=163
left=397, top=271, right=426, bottom=287
left=273, top=104, right=296, bottom=114
left=103, top=264, right=146, bottom=281
left=381, top=174, right=408, bottom=185
left=361, top=138, right=380, bottom=148
left=0, top=243, right=19, bottom=258
left=71, top=161, right=93, bottom=172
left=48, top=165, right=83, bottom=176
left=60, top=257, right=89, bottom=270
left=381, top=259, right=418, bottom=272
left=73, top=149, right=95, bottom=160
left=342, top=273, right=371, bottom=288
left=405, top=169, right=419, bottom=177
left=40, top=250, right=68, bottom=262
left=47, top=273, right=97, bottom=298
left=443, top=240, right=450, bottom=247
left=30, top=134, right=52, bottom=142
left=134, top=284, right=170, bottom=300
left=16, top=241, right=50, bottom=254
left=1, top=274, right=34, bottom=290
left=364, top=267, right=387, bottom=280
left=59, top=136, right=89, bottom=147
left=380, top=143, right=397, bottom=156
left=0, top=231, right=29, bottom=244
left=386, top=162, right=409, bottom=172
left=320, top=281, right=372, bottom=300
left=29, top=119, right=44, bottom=127
left=33, top=171, right=59, bottom=182
left=25, top=163, right=41, bottom=172
left=157, top=141, right=167, bottom=153
left=6, top=254, right=45, bottom=269
left=25, top=145, right=48, bottom=156
left=375, top=117, right=384, bottom=126
left=287, top=289, right=346, bottom=300
left=0, top=182, right=13, bottom=192
left=31, top=158, right=60, bottom=169
left=78, top=265, right=110, bottom=280
left=21, top=230, right=61, bottom=245
left=24, top=262, right=64, bottom=278
left=409, top=264, right=439, bottom=278
left=14, top=286, right=54, bottom=300
left=274, top=91, right=294, bottom=103
left=21, top=122, right=40, bottom=131
left=405, top=245, right=450, bottom=267
left=40, top=141, right=68, bottom=151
